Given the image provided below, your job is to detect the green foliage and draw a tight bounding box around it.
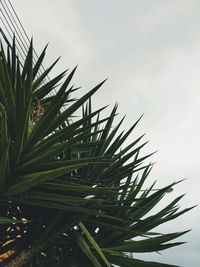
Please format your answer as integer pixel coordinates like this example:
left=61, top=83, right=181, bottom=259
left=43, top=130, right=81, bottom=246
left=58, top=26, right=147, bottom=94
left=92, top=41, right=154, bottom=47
left=0, top=38, right=193, bottom=267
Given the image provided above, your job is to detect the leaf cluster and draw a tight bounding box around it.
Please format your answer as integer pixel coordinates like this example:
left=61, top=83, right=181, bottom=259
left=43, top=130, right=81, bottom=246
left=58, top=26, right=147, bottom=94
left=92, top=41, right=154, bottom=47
left=0, top=39, right=193, bottom=267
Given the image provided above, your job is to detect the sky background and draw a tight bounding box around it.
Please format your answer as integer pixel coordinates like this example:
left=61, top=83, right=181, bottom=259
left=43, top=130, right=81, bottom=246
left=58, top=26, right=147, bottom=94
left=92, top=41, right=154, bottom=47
left=4, top=0, right=200, bottom=266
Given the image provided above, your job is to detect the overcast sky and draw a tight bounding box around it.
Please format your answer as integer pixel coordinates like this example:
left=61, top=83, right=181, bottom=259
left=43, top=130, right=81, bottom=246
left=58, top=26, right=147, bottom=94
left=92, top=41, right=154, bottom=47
left=7, top=1, right=200, bottom=266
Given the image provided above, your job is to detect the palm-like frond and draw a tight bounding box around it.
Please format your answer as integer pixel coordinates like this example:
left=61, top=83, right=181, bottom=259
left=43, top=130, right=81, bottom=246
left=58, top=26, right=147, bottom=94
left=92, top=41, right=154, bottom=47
left=0, top=38, right=193, bottom=267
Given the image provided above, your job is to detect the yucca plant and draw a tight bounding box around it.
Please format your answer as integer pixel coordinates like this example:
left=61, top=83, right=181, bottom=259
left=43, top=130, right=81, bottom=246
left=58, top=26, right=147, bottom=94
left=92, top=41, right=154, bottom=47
left=0, top=38, right=193, bottom=267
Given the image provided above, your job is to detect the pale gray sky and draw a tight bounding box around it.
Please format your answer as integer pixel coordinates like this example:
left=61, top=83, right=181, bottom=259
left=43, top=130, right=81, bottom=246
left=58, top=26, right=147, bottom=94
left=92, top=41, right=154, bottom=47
left=10, top=1, right=200, bottom=266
